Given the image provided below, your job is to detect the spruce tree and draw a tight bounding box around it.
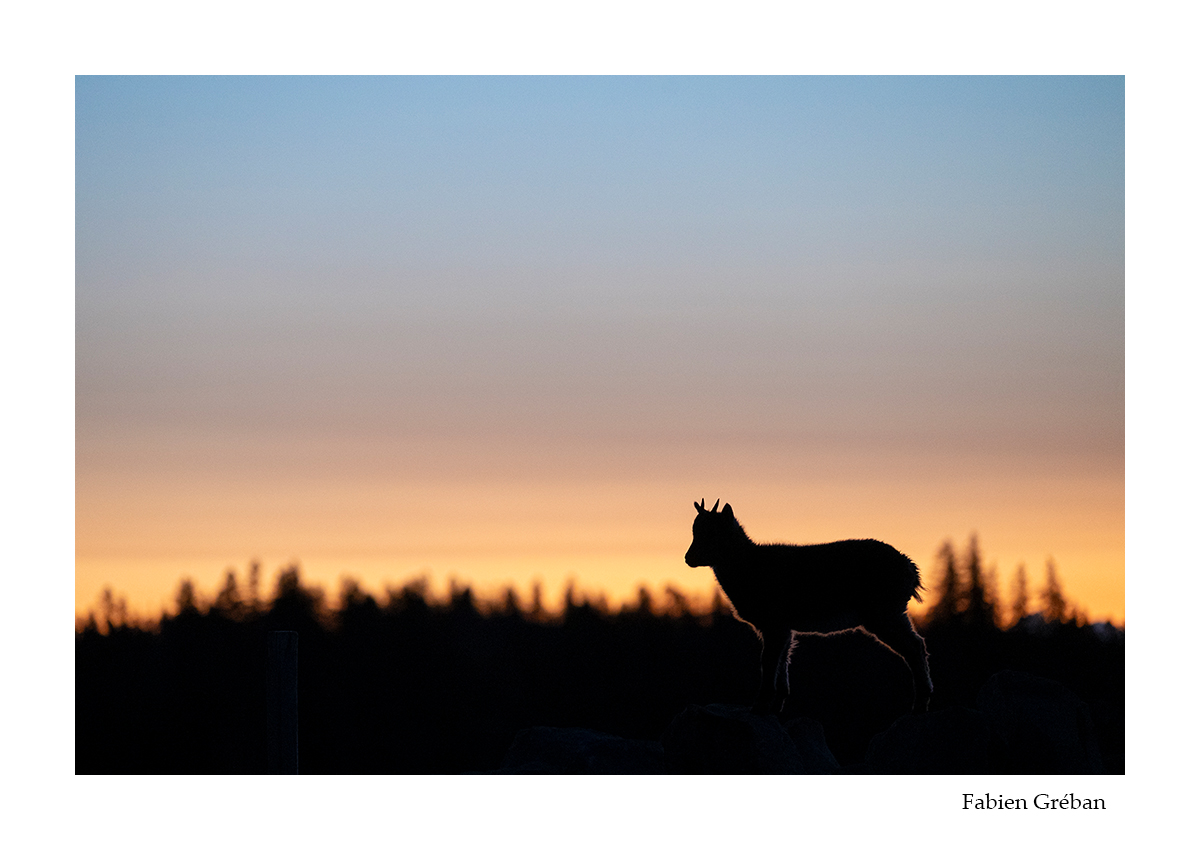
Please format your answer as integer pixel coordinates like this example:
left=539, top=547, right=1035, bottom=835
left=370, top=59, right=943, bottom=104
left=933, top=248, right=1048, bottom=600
left=1042, top=559, right=1068, bottom=623
left=962, top=534, right=998, bottom=629
left=929, top=539, right=960, bottom=624
left=1010, top=563, right=1029, bottom=625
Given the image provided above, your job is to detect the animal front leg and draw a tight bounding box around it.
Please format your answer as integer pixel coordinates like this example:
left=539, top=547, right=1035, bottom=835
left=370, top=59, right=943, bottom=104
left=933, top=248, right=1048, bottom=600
left=753, top=627, right=793, bottom=715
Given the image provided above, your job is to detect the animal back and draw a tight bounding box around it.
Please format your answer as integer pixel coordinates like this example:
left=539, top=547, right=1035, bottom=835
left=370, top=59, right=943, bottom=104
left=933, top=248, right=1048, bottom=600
left=713, top=538, right=921, bottom=629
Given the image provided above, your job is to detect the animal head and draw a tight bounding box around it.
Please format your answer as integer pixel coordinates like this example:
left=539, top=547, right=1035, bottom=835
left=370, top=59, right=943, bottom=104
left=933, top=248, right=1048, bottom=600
left=684, top=498, right=741, bottom=567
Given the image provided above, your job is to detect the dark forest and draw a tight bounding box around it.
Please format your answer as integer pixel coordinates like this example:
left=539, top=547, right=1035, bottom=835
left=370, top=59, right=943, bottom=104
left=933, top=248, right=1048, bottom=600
left=76, top=537, right=1123, bottom=774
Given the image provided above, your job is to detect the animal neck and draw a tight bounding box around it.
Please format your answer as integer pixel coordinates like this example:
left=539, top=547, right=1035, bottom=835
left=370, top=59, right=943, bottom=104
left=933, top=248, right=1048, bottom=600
left=710, top=526, right=754, bottom=569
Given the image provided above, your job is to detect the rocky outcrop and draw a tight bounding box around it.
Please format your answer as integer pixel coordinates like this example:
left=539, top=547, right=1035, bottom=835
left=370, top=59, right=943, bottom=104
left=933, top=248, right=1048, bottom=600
left=494, top=670, right=1111, bottom=774
left=864, top=707, right=996, bottom=773
left=975, top=670, right=1106, bottom=773
left=859, top=671, right=1107, bottom=773
left=662, top=703, right=839, bottom=774
left=499, top=726, right=665, bottom=773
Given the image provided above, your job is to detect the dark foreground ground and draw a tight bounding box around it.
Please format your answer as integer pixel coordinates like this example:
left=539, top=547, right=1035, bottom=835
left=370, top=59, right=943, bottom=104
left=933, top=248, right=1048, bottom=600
left=76, top=573, right=1123, bottom=773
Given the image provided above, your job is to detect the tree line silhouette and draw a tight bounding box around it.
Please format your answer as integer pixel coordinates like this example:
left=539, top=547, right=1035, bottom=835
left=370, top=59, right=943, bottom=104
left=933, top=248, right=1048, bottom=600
left=76, top=537, right=1123, bottom=773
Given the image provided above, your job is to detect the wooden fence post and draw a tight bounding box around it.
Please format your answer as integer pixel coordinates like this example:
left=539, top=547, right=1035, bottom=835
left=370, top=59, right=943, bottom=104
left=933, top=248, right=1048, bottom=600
left=267, top=630, right=299, bottom=774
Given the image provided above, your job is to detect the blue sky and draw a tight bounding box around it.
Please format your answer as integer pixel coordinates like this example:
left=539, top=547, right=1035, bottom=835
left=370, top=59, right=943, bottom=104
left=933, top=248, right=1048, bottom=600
left=78, top=76, right=1123, bottom=438
left=78, top=76, right=1122, bottom=267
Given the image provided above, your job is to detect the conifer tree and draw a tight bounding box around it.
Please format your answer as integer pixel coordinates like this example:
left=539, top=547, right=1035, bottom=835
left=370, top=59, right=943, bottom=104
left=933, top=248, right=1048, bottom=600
left=961, top=534, right=998, bottom=628
left=1042, top=559, right=1068, bottom=623
left=247, top=561, right=261, bottom=610
left=1010, top=563, right=1029, bottom=625
left=176, top=578, right=200, bottom=616
left=99, top=587, right=129, bottom=632
left=929, top=539, right=960, bottom=624
left=213, top=569, right=242, bottom=617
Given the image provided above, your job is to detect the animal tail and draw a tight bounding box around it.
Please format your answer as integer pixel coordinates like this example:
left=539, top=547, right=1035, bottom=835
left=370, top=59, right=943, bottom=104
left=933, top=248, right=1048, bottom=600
left=910, top=557, right=925, bottom=603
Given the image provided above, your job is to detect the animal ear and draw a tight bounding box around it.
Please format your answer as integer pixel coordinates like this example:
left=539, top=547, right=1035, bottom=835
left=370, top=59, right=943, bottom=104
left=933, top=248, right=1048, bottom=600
left=721, top=503, right=733, bottom=515
left=696, top=499, right=704, bottom=513
left=713, top=499, right=720, bottom=512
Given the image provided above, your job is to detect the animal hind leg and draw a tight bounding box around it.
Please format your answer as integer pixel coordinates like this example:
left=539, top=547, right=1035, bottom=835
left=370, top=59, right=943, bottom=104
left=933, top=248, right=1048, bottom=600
left=753, top=627, right=794, bottom=715
left=865, top=613, right=933, bottom=713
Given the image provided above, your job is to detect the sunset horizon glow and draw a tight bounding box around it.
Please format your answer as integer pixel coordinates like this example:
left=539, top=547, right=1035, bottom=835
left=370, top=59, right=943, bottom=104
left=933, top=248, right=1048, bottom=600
left=76, top=76, right=1124, bottom=627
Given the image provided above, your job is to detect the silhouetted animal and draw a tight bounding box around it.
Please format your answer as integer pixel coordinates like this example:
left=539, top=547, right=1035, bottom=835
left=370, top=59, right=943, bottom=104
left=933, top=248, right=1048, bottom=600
left=685, top=499, right=933, bottom=714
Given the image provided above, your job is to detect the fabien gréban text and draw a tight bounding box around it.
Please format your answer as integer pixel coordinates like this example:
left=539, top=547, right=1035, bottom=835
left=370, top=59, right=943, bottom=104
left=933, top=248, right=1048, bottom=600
left=962, top=793, right=1106, bottom=810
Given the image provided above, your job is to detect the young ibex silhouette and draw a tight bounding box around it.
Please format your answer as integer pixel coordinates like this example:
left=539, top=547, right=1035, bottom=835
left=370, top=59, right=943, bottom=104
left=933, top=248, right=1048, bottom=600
left=685, top=499, right=932, bottom=714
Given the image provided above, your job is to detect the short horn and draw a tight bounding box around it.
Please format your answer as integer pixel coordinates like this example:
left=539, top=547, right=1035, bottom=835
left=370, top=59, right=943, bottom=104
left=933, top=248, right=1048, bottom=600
left=713, top=499, right=720, bottom=512
left=695, top=500, right=703, bottom=513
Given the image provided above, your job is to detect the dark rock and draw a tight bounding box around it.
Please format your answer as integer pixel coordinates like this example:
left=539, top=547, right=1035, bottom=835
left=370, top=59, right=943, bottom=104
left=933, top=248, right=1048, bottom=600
left=977, top=670, right=1105, bottom=774
left=498, top=726, right=665, bottom=774
left=492, top=668, right=1111, bottom=775
left=1085, top=697, right=1125, bottom=775
left=780, top=630, right=915, bottom=765
left=835, top=762, right=871, bottom=773
left=663, top=703, right=835, bottom=773
left=865, top=707, right=995, bottom=773
left=782, top=715, right=842, bottom=773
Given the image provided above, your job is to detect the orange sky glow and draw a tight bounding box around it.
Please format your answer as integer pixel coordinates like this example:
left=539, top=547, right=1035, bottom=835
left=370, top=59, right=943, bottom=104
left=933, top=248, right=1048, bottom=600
left=76, top=430, right=1123, bottom=624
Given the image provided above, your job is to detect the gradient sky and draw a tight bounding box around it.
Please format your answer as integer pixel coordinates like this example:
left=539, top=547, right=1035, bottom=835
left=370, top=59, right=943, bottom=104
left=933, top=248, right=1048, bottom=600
left=75, top=76, right=1124, bottom=623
